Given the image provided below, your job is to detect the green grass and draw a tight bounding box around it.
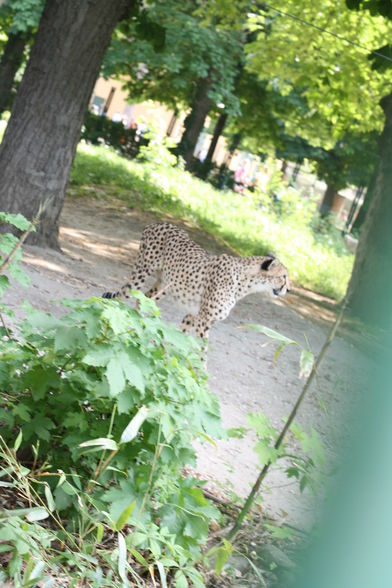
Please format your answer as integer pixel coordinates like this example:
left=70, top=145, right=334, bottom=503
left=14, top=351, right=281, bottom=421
left=70, top=143, right=354, bottom=300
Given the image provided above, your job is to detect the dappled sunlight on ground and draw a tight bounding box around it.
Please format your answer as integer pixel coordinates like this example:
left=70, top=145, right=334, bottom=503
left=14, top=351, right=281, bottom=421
left=23, top=253, right=69, bottom=275
left=61, top=226, right=139, bottom=260
left=285, top=287, right=338, bottom=326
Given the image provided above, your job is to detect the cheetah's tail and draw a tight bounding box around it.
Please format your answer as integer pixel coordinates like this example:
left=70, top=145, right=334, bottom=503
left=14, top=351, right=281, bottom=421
left=102, top=291, right=118, bottom=299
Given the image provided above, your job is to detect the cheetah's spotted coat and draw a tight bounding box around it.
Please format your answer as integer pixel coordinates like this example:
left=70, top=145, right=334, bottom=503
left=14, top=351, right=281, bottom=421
left=103, top=223, right=290, bottom=340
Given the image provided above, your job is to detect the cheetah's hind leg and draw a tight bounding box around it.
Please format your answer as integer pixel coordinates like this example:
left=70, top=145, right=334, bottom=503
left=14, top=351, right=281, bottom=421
left=181, top=314, right=195, bottom=334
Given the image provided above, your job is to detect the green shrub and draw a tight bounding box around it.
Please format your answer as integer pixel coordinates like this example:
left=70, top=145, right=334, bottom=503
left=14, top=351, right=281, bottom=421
left=0, top=294, right=222, bottom=584
left=81, top=111, right=148, bottom=158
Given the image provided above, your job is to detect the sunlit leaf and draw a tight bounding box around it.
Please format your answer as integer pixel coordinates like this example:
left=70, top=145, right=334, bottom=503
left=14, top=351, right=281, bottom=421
left=120, top=406, right=149, bottom=443
left=79, top=437, right=118, bottom=451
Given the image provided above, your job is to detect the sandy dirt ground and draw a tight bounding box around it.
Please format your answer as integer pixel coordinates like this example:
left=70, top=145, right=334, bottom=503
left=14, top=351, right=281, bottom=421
left=3, top=197, right=369, bottom=531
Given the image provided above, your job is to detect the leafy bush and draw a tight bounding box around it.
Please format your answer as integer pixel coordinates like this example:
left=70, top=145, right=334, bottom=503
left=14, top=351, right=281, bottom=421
left=81, top=111, right=148, bottom=159
left=0, top=294, right=222, bottom=584
left=137, top=126, right=178, bottom=169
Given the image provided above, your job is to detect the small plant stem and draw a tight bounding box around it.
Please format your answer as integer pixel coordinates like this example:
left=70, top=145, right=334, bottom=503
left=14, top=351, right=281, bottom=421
left=0, top=311, right=11, bottom=338
left=92, top=402, right=117, bottom=483
left=0, top=218, right=38, bottom=275
left=130, top=419, right=163, bottom=549
left=99, top=449, right=118, bottom=474
left=226, top=297, right=348, bottom=540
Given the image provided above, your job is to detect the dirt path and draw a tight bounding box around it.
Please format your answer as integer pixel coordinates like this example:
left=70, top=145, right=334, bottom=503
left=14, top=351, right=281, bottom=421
left=3, top=197, right=369, bottom=530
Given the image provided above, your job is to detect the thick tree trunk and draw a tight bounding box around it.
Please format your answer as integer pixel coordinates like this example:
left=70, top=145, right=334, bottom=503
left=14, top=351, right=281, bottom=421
left=0, top=0, right=130, bottom=248
left=177, top=76, right=212, bottom=169
left=347, top=93, right=392, bottom=328
left=319, top=183, right=337, bottom=216
left=0, top=30, right=29, bottom=116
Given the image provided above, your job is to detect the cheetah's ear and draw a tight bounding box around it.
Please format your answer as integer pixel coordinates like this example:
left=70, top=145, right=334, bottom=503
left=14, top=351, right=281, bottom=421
left=261, top=258, right=275, bottom=271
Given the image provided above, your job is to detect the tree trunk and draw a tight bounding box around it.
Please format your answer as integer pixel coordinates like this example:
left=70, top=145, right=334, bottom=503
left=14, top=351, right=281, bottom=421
left=351, top=167, right=377, bottom=232
left=0, top=0, right=130, bottom=248
left=0, top=30, right=29, bottom=116
left=319, top=183, right=337, bottom=216
left=166, top=109, right=178, bottom=136
left=223, top=132, right=241, bottom=167
left=347, top=93, right=392, bottom=328
left=177, top=75, right=212, bottom=169
left=205, top=112, right=228, bottom=165
left=198, top=112, right=228, bottom=179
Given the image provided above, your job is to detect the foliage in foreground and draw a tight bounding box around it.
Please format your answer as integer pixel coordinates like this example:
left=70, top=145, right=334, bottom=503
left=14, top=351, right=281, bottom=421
left=70, top=143, right=353, bottom=300
left=0, top=211, right=330, bottom=586
left=0, top=292, right=222, bottom=585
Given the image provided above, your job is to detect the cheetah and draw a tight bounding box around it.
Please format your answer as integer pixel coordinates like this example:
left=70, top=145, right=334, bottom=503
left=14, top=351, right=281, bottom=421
left=102, top=223, right=290, bottom=341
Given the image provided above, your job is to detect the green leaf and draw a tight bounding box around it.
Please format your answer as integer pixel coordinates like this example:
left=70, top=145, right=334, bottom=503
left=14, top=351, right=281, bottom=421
left=0, top=274, right=10, bottom=296
left=54, top=326, right=87, bottom=351
left=24, top=366, right=59, bottom=401
left=117, top=532, right=130, bottom=588
left=254, top=440, right=279, bottom=466
left=115, top=500, right=136, bottom=531
left=120, top=406, right=149, bottom=443
left=128, top=547, right=149, bottom=568
left=96, top=523, right=104, bottom=544
left=174, top=570, right=189, bottom=588
left=299, top=349, right=314, bottom=378
left=117, top=389, right=136, bottom=414
left=83, top=345, right=112, bottom=366
left=25, top=507, right=49, bottom=522
left=44, top=484, right=56, bottom=512
left=79, top=437, right=118, bottom=451
left=0, top=212, right=32, bottom=231
left=156, top=561, right=168, bottom=588
left=102, top=305, right=127, bottom=334
left=12, top=403, right=31, bottom=422
left=13, top=430, right=23, bottom=452
left=227, top=427, right=247, bottom=438
left=119, top=350, right=145, bottom=393
left=61, top=481, right=79, bottom=496
left=106, top=357, right=126, bottom=397
left=248, top=412, right=276, bottom=439
left=243, top=323, right=295, bottom=345
left=215, top=545, right=230, bottom=575
left=264, top=523, right=295, bottom=540
left=23, top=415, right=55, bottom=441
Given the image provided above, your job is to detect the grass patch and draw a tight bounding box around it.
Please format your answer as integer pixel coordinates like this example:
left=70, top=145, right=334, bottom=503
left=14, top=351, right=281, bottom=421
left=70, top=143, right=353, bottom=300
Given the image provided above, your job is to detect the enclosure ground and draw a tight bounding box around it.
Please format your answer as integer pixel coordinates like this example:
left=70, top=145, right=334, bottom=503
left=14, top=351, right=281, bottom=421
left=3, top=196, right=371, bottom=531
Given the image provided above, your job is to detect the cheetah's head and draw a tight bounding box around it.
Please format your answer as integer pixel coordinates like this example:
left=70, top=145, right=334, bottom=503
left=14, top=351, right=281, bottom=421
left=260, top=256, right=290, bottom=298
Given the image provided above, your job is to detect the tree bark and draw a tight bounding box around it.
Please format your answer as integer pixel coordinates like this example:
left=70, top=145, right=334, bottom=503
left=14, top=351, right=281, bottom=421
left=351, top=167, right=377, bottom=232
left=166, top=109, right=178, bottom=136
left=205, top=112, right=228, bottom=165
left=223, top=132, right=241, bottom=167
left=347, top=93, right=392, bottom=328
left=177, top=75, right=213, bottom=169
left=198, top=112, right=228, bottom=180
left=0, top=30, right=29, bottom=116
left=319, top=183, right=337, bottom=216
left=0, top=0, right=130, bottom=248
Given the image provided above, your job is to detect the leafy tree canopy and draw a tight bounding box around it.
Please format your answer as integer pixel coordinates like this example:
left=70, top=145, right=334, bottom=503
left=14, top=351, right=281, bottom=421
left=246, top=0, right=392, bottom=138
left=0, top=0, right=44, bottom=34
left=103, top=0, right=243, bottom=115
